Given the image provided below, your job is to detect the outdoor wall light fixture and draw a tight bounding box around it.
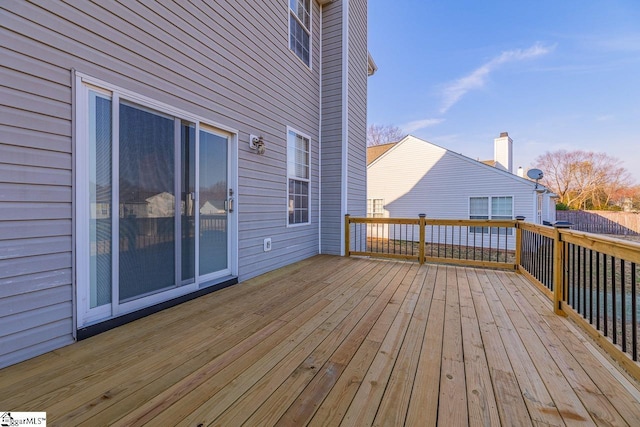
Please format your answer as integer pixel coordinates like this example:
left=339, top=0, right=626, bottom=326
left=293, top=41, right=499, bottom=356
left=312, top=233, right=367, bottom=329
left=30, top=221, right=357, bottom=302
left=249, top=134, right=266, bottom=155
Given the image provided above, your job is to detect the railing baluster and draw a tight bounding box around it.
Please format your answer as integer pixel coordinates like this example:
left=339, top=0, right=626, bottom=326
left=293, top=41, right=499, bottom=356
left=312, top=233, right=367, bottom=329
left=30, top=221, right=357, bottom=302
left=604, top=254, right=608, bottom=337
left=534, top=233, right=539, bottom=281
left=612, top=256, right=617, bottom=344
left=597, top=251, right=601, bottom=331
left=489, top=226, right=493, bottom=261
left=504, top=226, right=508, bottom=263
left=583, top=246, right=587, bottom=317
left=632, top=263, right=637, bottom=361
left=542, top=237, right=553, bottom=291
left=430, top=225, right=433, bottom=257
left=574, top=244, right=578, bottom=310
left=544, top=235, right=548, bottom=289
left=621, top=259, right=626, bottom=353
left=568, top=243, right=572, bottom=308
left=589, top=249, right=593, bottom=325
left=569, top=243, right=574, bottom=309
left=548, top=236, right=553, bottom=290
left=444, top=225, right=448, bottom=258
left=578, top=245, right=583, bottom=316
left=564, top=241, right=569, bottom=313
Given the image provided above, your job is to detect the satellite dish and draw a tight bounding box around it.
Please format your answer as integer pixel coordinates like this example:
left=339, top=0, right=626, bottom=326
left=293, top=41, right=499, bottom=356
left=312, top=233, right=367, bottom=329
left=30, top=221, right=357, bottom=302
left=527, top=168, right=544, bottom=180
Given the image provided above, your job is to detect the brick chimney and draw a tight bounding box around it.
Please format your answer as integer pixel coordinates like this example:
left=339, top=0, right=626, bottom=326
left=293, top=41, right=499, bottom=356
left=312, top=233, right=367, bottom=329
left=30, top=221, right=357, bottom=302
left=494, top=132, right=513, bottom=173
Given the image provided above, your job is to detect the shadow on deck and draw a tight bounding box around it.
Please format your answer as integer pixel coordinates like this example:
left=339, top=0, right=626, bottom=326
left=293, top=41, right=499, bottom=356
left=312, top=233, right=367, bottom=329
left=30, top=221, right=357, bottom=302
left=1, top=255, right=639, bottom=425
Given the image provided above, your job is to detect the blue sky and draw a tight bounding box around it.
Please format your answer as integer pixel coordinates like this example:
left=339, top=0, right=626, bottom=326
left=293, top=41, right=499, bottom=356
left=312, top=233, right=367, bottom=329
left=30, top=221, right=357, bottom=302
left=367, top=0, right=640, bottom=182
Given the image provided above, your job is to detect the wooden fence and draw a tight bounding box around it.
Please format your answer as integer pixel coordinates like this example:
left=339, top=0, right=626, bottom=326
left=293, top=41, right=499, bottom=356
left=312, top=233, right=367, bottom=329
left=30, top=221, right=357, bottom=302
left=557, top=210, right=640, bottom=235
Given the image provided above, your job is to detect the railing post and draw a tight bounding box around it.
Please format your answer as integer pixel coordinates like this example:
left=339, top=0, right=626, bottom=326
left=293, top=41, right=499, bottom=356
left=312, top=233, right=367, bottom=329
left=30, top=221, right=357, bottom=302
left=344, top=214, right=351, bottom=257
left=419, top=214, right=426, bottom=264
left=515, top=216, right=525, bottom=271
left=553, top=223, right=571, bottom=316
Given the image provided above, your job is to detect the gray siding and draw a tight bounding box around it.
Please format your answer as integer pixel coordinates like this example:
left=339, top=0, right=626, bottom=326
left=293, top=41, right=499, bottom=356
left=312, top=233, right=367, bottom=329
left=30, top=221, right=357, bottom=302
left=346, top=0, right=368, bottom=218
left=0, top=0, right=356, bottom=368
left=319, top=0, right=368, bottom=255
left=320, top=0, right=344, bottom=255
left=1, top=1, right=75, bottom=367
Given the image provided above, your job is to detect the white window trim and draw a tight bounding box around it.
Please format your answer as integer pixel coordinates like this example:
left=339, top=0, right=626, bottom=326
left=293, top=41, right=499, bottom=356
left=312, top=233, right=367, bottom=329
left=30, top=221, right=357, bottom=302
left=286, top=125, right=312, bottom=227
left=288, top=0, right=313, bottom=69
left=74, top=72, right=239, bottom=328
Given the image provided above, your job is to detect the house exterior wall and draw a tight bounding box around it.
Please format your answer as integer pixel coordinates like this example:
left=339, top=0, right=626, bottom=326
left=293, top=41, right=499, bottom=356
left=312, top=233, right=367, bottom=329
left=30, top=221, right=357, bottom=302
left=319, top=1, right=344, bottom=255
left=346, top=0, right=368, bottom=221
left=320, top=0, right=368, bottom=255
left=367, top=136, right=552, bottom=224
left=0, top=1, right=367, bottom=368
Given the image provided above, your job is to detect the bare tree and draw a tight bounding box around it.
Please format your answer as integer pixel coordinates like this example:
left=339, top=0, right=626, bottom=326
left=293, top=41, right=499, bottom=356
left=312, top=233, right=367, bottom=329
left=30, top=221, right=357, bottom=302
left=367, top=124, right=406, bottom=146
left=533, top=150, right=634, bottom=210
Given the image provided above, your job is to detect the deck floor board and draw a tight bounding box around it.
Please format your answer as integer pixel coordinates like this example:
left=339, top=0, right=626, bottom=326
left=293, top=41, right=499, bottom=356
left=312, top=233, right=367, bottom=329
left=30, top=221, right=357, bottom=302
left=1, top=255, right=639, bottom=426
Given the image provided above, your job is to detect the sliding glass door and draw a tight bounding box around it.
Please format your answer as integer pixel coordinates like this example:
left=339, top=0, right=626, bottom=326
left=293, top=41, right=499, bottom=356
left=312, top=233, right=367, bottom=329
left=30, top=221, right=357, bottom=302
left=81, top=83, right=235, bottom=326
left=118, top=102, right=176, bottom=302
left=199, top=128, right=228, bottom=277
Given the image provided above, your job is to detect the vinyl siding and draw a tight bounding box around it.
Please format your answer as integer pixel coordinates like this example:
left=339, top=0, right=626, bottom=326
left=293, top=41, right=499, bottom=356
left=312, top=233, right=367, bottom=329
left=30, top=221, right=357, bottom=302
left=319, top=0, right=368, bottom=255
left=1, top=1, right=75, bottom=367
left=0, top=0, right=346, bottom=368
left=320, top=0, right=344, bottom=255
left=346, top=0, right=368, bottom=219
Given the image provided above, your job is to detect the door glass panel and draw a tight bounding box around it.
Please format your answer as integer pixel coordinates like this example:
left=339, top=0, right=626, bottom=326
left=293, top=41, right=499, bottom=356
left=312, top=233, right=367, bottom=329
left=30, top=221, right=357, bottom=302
left=181, top=121, right=196, bottom=283
left=89, top=91, right=112, bottom=308
left=199, top=129, right=228, bottom=276
left=119, top=102, right=176, bottom=302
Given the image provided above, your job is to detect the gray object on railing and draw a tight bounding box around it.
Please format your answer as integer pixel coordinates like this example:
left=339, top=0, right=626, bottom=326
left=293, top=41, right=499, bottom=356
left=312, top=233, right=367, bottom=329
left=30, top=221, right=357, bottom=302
left=552, top=221, right=572, bottom=228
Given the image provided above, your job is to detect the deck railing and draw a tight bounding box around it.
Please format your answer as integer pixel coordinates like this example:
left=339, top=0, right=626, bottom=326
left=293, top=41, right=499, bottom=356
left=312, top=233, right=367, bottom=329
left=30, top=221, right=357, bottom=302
left=345, top=214, right=640, bottom=379
left=345, top=214, right=517, bottom=269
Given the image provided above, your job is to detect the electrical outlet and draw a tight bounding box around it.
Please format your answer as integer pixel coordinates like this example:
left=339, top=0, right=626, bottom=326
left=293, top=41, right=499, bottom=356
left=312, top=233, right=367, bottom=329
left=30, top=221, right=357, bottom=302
left=263, top=238, right=272, bottom=252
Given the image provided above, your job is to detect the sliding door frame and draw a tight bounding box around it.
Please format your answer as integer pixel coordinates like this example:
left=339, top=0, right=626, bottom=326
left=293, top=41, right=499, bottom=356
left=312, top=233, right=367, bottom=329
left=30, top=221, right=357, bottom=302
left=75, top=72, right=238, bottom=330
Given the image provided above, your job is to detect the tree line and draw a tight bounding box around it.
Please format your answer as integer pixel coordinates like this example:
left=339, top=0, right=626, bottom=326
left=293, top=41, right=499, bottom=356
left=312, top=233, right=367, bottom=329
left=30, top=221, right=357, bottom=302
left=534, top=150, right=639, bottom=211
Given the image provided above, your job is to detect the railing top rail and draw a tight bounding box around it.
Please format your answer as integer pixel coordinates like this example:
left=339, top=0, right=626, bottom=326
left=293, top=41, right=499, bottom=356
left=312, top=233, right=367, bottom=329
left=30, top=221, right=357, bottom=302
left=518, top=222, right=556, bottom=238
left=347, top=217, right=420, bottom=225
left=559, top=228, right=640, bottom=264
left=347, top=216, right=518, bottom=228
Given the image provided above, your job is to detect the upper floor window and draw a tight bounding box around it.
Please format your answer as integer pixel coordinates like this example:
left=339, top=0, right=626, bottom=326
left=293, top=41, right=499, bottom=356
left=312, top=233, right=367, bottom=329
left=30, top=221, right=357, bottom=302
left=287, top=128, right=310, bottom=225
left=289, top=0, right=311, bottom=66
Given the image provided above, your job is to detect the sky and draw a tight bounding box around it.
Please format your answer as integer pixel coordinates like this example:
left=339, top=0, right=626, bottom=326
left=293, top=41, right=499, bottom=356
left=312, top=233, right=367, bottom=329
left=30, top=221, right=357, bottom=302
left=367, top=0, right=640, bottom=183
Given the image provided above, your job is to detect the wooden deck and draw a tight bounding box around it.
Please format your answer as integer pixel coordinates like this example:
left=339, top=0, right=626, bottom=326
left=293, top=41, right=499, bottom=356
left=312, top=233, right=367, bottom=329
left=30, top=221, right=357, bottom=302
left=1, top=255, right=640, bottom=426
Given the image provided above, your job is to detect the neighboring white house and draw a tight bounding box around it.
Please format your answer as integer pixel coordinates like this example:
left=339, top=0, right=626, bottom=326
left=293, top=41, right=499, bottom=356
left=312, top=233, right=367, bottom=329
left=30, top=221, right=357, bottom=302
left=0, top=0, right=370, bottom=368
left=367, top=134, right=557, bottom=230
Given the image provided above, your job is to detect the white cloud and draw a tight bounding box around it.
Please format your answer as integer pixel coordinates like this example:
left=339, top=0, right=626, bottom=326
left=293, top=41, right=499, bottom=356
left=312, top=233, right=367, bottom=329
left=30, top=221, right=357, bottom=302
left=440, top=43, right=555, bottom=113
left=402, top=118, right=444, bottom=133
left=596, top=114, right=615, bottom=122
